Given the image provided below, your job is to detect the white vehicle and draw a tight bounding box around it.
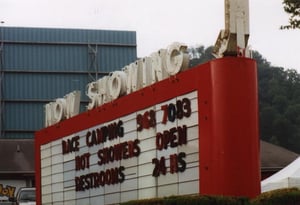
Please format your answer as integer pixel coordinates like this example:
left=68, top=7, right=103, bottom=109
left=9, top=188, right=36, bottom=205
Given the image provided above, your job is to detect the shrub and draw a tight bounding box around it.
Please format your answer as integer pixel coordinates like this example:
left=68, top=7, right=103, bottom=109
left=251, top=187, right=300, bottom=205
left=121, top=188, right=300, bottom=205
left=121, top=195, right=249, bottom=205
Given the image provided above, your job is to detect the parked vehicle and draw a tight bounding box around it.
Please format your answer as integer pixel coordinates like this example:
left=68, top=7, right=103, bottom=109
left=9, top=188, right=35, bottom=205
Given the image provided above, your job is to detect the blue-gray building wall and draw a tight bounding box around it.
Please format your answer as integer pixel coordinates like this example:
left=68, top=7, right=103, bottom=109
left=0, top=27, right=137, bottom=139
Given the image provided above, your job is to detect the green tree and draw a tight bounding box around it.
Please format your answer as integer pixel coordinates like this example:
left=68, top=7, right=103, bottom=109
left=281, top=0, right=300, bottom=29
left=188, top=46, right=214, bottom=67
left=253, top=50, right=300, bottom=153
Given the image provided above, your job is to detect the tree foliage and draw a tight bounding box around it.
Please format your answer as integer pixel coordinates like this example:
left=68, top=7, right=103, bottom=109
left=253, top=50, right=300, bottom=153
left=188, top=45, right=214, bottom=67
left=281, top=0, right=300, bottom=29
left=190, top=46, right=300, bottom=153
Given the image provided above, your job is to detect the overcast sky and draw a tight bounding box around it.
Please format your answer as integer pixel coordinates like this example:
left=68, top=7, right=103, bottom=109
left=1, top=0, right=299, bottom=72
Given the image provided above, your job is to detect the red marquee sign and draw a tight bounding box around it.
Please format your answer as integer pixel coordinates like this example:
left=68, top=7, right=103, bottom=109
left=35, top=57, right=260, bottom=205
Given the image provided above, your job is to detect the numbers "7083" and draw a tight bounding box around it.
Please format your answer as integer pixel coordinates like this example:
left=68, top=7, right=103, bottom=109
left=136, top=98, right=192, bottom=132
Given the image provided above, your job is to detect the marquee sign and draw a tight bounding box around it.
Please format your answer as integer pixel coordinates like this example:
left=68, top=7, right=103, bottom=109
left=35, top=57, right=261, bottom=205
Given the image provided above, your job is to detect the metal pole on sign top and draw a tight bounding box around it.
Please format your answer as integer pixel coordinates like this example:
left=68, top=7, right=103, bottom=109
left=213, top=0, right=250, bottom=58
